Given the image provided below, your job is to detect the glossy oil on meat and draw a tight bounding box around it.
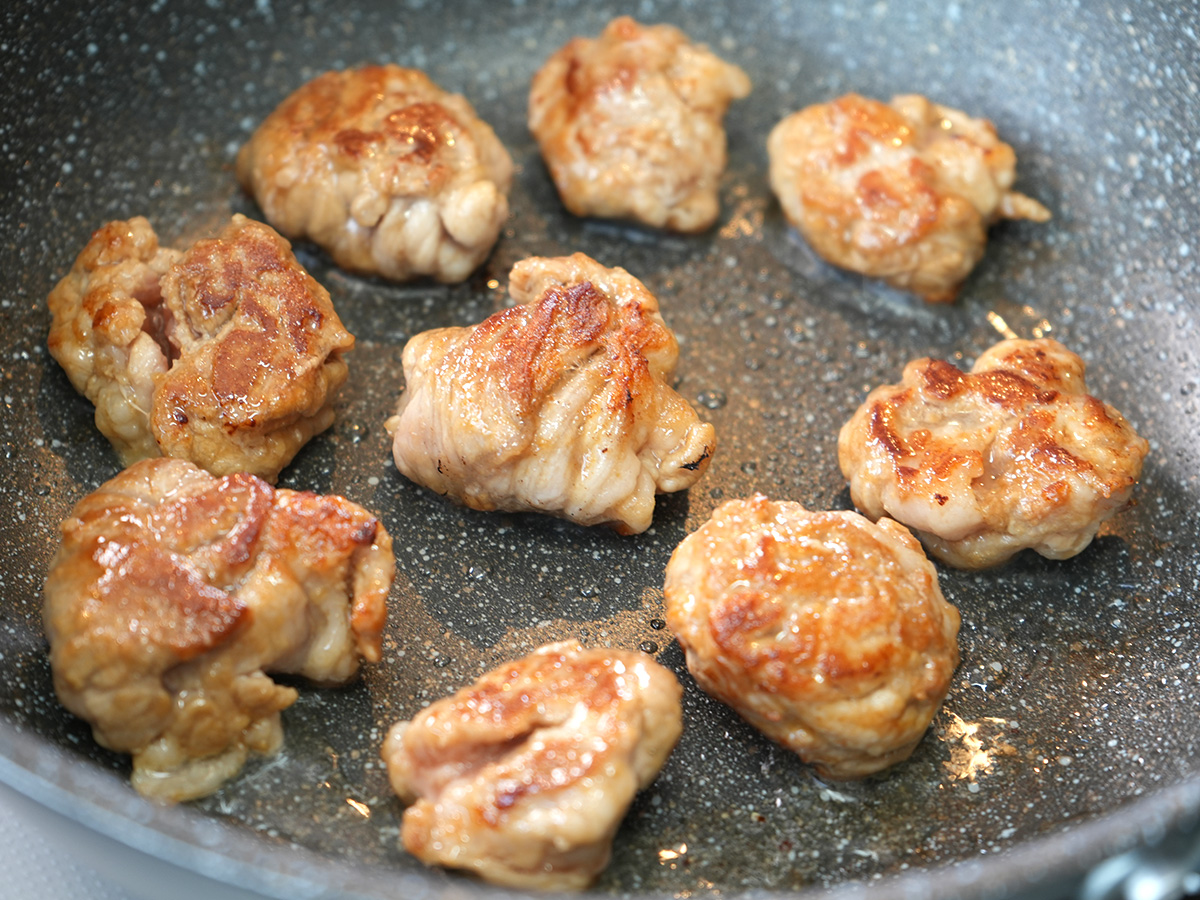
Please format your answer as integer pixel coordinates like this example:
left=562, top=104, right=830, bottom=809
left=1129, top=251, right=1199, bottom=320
left=42, top=458, right=394, bottom=802
left=382, top=640, right=682, bottom=890
left=387, top=252, right=715, bottom=534
left=47, top=215, right=353, bottom=482
left=838, top=338, right=1150, bottom=568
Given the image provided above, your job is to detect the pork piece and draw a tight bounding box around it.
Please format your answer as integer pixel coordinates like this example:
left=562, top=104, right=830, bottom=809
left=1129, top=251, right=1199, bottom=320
left=663, top=494, right=959, bottom=779
left=838, top=338, right=1150, bottom=568
left=386, top=252, right=715, bottom=534
left=237, top=64, right=513, bottom=283
left=528, top=16, right=751, bottom=232
left=767, top=93, right=1051, bottom=302
left=47, top=215, right=353, bottom=482
left=382, top=640, right=682, bottom=890
left=42, top=458, right=394, bottom=802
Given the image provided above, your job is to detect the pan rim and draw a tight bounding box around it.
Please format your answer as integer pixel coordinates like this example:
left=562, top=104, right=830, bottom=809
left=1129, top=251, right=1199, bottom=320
left=3, top=717, right=1198, bottom=900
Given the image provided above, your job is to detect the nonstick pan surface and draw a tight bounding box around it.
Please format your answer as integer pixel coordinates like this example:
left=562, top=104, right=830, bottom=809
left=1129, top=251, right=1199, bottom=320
left=3, top=1, right=1199, bottom=898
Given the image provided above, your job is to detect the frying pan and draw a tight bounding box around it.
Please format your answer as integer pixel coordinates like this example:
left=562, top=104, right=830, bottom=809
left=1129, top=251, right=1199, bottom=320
left=3, top=1, right=1199, bottom=898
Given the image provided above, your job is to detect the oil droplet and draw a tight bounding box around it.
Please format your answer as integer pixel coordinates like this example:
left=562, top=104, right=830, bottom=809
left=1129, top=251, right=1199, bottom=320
left=639, top=640, right=659, bottom=654
left=433, top=656, right=452, bottom=668
left=649, top=618, right=666, bottom=630
left=468, top=565, right=489, bottom=580
left=696, top=389, right=727, bottom=410
left=741, top=461, right=758, bottom=476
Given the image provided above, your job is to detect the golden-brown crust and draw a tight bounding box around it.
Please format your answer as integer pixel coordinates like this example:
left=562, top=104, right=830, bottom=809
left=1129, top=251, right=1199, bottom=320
left=382, top=640, right=682, bottom=890
left=265, top=489, right=390, bottom=663
left=266, top=66, right=466, bottom=187
left=237, top=65, right=513, bottom=282
left=528, top=16, right=750, bottom=232
left=767, top=93, right=1050, bottom=302
left=46, top=216, right=353, bottom=482
left=43, top=458, right=394, bottom=802
left=459, top=276, right=676, bottom=427
left=467, top=281, right=615, bottom=413
left=84, top=539, right=249, bottom=660
left=839, top=338, right=1150, bottom=568
left=389, top=252, right=715, bottom=534
left=151, top=215, right=353, bottom=480
left=47, top=217, right=179, bottom=463
left=664, top=495, right=960, bottom=779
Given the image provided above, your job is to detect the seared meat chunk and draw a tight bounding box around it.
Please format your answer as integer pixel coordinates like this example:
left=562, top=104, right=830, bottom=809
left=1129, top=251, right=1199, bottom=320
left=382, top=641, right=682, bottom=890
left=768, top=93, right=1050, bottom=302
left=529, top=16, right=750, bottom=232
left=664, top=494, right=960, bottom=779
left=48, top=215, right=352, bottom=482
left=238, top=64, right=513, bottom=283
left=42, top=458, right=393, bottom=802
left=838, top=338, right=1149, bottom=568
left=387, top=253, right=714, bottom=534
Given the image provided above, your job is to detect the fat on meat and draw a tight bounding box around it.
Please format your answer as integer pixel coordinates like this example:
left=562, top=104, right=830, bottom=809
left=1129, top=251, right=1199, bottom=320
left=382, top=640, right=682, bottom=890
left=529, top=16, right=750, bottom=232
left=47, top=215, right=353, bottom=482
left=42, top=458, right=393, bottom=802
left=768, top=93, right=1050, bottom=302
left=238, top=65, right=513, bottom=283
left=838, top=338, right=1150, bottom=568
left=664, top=494, right=960, bottom=779
left=387, top=252, right=715, bottom=534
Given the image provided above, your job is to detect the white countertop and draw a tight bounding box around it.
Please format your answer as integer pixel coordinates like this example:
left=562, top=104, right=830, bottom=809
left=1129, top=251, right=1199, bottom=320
left=0, top=783, right=277, bottom=900
left=0, top=785, right=138, bottom=900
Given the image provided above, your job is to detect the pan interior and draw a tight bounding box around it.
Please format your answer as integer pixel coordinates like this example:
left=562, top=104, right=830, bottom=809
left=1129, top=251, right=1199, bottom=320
left=1, top=1, right=1198, bottom=897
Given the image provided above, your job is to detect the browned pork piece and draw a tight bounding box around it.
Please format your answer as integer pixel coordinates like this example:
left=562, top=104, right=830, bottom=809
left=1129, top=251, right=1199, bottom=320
left=382, top=640, right=682, bottom=890
left=47, top=215, right=353, bottom=482
left=529, top=16, right=751, bottom=232
left=237, top=64, right=513, bottom=283
left=838, top=338, right=1150, bottom=568
left=386, top=252, right=715, bottom=534
left=664, top=494, right=960, bottom=779
left=42, top=458, right=394, bottom=802
left=767, top=93, right=1050, bottom=302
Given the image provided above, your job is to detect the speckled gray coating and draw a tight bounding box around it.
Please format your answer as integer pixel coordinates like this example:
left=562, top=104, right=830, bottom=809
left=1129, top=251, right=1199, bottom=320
left=1, top=1, right=1198, bottom=899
